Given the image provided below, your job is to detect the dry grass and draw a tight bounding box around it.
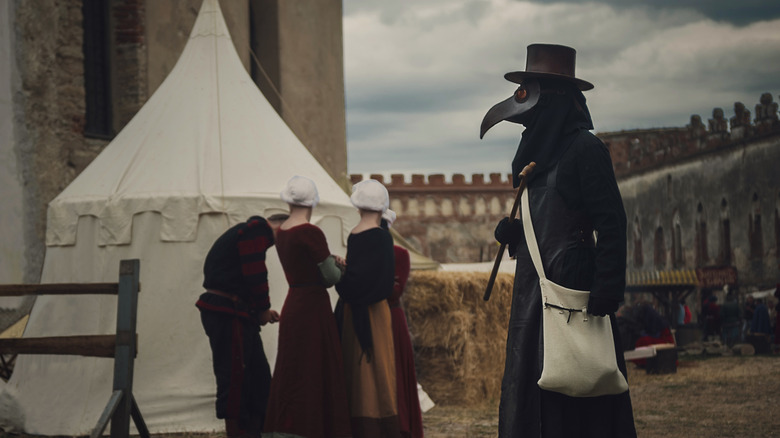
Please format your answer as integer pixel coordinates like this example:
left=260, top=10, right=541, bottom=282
left=402, top=271, right=780, bottom=436
left=421, top=354, right=780, bottom=437
left=2, top=270, right=778, bottom=437
left=0, top=356, right=777, bottom=438
left=404, top=271, right=514, bottom=406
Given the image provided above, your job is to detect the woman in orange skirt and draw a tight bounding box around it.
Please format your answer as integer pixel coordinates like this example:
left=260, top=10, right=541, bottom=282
left=335, top=179, right=400, bottom=437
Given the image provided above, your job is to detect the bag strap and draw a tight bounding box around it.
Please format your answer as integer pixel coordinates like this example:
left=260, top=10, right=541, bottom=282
left=521, top=189, right=548, bottom=281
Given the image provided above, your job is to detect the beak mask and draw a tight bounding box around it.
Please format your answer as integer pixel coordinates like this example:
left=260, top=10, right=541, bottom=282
left=480, top=79, right=541, bottom=139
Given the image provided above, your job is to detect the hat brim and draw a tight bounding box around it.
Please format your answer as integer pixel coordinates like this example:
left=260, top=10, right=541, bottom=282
left=504, top=71, right=594, bottom=91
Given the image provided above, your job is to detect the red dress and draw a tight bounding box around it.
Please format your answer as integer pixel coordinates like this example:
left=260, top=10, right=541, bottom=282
left=389, top=246, right=424, bottom=438
left=264, top=223, right=351, bottom=438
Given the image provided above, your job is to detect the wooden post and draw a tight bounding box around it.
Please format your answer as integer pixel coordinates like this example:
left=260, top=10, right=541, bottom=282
left=110, top=259, right=140, bottom=438
left=0, top=260, right=148, bottom=438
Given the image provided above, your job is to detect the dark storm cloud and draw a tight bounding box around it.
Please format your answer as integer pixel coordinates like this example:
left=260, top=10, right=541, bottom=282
left=518, top=0, right=780, bottom=26
left=347, top=81, right=468, bottom=114
left=343, top=0, right=780, bottom=174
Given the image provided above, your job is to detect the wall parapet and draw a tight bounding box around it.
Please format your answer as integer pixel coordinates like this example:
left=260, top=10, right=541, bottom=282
left=600, top=92, right=780, bottom=179
left=347, top=172, right=516, bottom=263
left=349, top=172, right=514, bottom=194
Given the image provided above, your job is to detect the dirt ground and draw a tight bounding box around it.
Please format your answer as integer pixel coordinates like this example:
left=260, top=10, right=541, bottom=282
left=422, top=354, right=780, bottom=437
left=0, top=354, right=777, bottom=438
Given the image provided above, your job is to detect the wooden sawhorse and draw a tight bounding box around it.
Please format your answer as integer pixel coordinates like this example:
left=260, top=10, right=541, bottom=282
left=0, top=259, right=149, bottom=438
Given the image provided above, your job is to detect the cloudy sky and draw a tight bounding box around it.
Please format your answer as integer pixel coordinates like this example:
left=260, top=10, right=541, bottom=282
left=342, top=0, right=780, bottom=177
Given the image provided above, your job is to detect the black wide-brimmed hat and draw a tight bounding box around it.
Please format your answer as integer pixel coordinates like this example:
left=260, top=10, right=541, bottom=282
left=504, top=43, right=593, bottom=91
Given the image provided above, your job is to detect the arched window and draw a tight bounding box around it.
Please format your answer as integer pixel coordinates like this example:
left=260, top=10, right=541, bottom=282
left=459, top=197, right=471, bottom=216
left=775, top=192, right=780, bottom=259
left=475, top=197, right=487, bottom=215
left=749, top=193, right=763, bottom=259
left=672, top=211, right=683, bottom=268
left=407, top=198, right=420, bottom=216
left=633, top=216, right=643, bottom=268
left=654, top=226, right=666, bottom=270
left=83, top=0, right=114, bottom=138
left=695, top=202, right=708, bottom=266
left=490, top=197, right=501, bottom=215
left=719, top=198, right=731, bottom=265
left=424, top=196, right=437, bottom=217
left=390, top=199, right=403, bottom=215
left=441, top=198, right=454, bottom=216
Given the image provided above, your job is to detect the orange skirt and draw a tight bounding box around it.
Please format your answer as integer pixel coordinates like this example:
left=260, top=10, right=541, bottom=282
left=341, top=301, right=400, bottom=438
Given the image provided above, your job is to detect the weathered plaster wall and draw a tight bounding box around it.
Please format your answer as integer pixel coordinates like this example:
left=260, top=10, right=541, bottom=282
left=0, top=1, right=24, bottom=286
left=6, top=0, right=343, bottom=294
left=145, top=0, right=249, bottom=95
left=349, top=173, right=515, bottom=263
left=618, top=126, right=780, bottom=291
left=371, top=92, right=780, bottom=293
left=252, top=0, right=347, bottom=186
left=12, top=1, right=91, bottom=287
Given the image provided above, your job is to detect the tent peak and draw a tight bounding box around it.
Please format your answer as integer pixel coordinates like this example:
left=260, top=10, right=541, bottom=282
left=189, top=0, right=231, bottom=41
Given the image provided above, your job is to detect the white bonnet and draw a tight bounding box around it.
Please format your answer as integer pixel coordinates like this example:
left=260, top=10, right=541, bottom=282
left=280, top=175, right=319, bottom=207
left=382, top=208, right=397, bottom=226
left=350, top=179, right=389, bottom=212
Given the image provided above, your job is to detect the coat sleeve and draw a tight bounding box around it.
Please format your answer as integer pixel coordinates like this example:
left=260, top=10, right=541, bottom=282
left=237, top=217, right=273, bottom=313
left=575, top=135, right=627, bottom=302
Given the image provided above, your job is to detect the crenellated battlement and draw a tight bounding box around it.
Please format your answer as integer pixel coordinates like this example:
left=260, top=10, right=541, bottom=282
left=348, top=172, right=516, bottom=264
left=601, top=92, right=780, bottom=179
left=349, top=172, right=514, bottom=193
left=348, top=172, right=515, bottom=219
left=346, top=91, right=780, bottom=266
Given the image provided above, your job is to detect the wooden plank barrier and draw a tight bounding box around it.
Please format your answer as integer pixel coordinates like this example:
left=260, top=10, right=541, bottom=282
left=0, top=259, right=149, bottom=438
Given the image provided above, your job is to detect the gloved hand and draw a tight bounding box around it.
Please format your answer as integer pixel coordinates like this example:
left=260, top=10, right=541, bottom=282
left=587, top=295, right=619, bottom=316
left=494, top=217, right=522, bottom=245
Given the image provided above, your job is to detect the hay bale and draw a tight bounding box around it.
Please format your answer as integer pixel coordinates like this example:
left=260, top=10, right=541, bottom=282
left=403, top=270, right=515, bottom=406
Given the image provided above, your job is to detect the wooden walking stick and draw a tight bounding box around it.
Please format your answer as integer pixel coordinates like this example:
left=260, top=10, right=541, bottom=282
left=483, top=162, right=536, bottom=301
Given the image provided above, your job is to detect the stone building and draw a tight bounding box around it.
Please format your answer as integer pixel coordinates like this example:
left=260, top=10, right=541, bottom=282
left=350, top=172, right=516, bottom=263
left=604, top=93, right=780, bottom=294
left=0, top=0, right=345, bottom=323
left=353, top=92, right=780, bottom=295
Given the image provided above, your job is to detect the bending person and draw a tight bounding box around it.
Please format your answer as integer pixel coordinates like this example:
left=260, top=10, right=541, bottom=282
left=197, top=214, right=285, bottom=437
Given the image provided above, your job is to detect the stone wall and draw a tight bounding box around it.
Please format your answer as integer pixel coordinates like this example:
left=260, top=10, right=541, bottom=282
left=5, top=0, right=346, bottom=294
left=111, top=0, right=147, bottom=131
left=251, top=0, right=347, bottom=186
left=0, top=1, right=24, bottom=288
left=13, top=1, right=91, bottom=285
left=349, top=173, right=515, bottom=263
left=359, top=92, right=780, bottom=292
left=603, top=93, right=780, bottom=179
left=612, top=93, right=780, bottom=291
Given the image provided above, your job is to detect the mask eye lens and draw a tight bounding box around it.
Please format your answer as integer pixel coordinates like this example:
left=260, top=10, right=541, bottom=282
left=515, top=87, right=528, bottom=102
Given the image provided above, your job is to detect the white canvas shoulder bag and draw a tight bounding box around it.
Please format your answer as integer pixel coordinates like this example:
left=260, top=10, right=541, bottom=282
left=521, top=190, right=629, bottom=397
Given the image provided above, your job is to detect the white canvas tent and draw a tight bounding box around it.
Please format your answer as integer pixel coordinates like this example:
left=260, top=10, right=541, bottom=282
left=0, top=0, right=358, bottom=434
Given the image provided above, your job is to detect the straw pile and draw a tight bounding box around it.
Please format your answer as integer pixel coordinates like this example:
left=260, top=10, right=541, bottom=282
left=403, top=270, right=515, bottom=406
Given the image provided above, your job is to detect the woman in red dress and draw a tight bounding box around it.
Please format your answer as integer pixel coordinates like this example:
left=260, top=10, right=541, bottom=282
left=383, top=209, right=424, bottom=438
left=264, top=176, right=351, bottom=438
